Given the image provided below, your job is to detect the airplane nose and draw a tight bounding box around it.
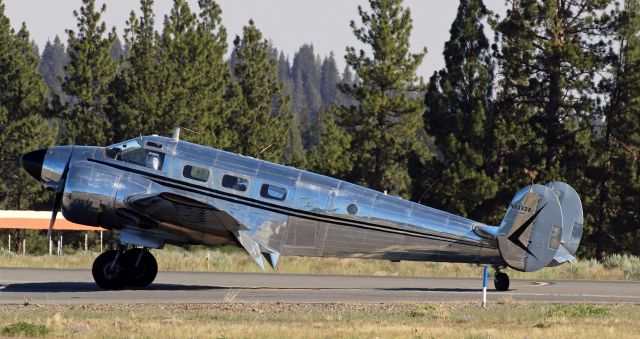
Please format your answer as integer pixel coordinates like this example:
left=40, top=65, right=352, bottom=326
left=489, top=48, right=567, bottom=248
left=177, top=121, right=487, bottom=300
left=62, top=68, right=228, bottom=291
left=21, top=148, right=47, bottom=182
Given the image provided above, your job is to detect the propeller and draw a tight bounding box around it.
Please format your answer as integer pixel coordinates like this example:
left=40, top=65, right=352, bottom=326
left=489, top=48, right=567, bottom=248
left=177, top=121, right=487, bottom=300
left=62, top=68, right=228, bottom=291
left=47, top=147, right=73, bottom=240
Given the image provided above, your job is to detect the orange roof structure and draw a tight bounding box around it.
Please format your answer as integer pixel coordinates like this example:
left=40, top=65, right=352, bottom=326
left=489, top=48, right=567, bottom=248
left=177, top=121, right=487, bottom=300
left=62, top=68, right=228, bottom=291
left=0, top=211, right=106, bottom=231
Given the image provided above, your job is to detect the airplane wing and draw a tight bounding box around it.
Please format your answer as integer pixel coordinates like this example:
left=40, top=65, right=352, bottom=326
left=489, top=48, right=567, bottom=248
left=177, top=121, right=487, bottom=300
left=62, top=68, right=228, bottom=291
left=123, top=192, right=278, bottom=269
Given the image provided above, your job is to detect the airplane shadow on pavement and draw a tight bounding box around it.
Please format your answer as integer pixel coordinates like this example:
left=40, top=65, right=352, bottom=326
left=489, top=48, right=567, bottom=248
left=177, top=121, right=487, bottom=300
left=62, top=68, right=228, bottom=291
left=1, top=282, right=222, bottom=293
left=1, top=282, right=483, bottom=293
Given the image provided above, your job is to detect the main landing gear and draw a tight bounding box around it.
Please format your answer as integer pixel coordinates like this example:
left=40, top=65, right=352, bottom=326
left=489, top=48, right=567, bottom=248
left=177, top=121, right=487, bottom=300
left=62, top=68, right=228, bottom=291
left=493, top=269, right=510, bottom=291
left=92, top=247, right=158, bottom=290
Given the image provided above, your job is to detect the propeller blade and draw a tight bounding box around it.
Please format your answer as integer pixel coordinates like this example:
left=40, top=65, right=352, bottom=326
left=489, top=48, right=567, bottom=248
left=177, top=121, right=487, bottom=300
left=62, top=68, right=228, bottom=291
left=47, top=192, right=63, bottom=240
left=58, top=147, right=73, bottom=188
left=47, top=147, right=73, bottom=240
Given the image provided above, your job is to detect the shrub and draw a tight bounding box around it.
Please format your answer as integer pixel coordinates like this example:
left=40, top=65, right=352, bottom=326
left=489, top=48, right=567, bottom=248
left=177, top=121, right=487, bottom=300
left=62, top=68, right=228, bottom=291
left=2, top=322, right=50, bottom=337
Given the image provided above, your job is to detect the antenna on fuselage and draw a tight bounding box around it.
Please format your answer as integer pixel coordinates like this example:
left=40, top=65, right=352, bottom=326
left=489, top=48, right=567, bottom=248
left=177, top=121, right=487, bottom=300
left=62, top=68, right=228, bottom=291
left=172, top=126, right=200, bottom=142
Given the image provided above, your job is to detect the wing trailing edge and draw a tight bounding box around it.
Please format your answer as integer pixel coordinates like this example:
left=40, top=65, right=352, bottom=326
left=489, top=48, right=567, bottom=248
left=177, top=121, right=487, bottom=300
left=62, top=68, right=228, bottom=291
left=232, top=230, right=280, bottom=270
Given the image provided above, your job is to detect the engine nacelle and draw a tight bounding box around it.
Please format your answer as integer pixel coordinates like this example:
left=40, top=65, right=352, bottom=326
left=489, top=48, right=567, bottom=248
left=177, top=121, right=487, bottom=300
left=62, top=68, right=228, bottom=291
left=62, top=161, right=120, bottom=228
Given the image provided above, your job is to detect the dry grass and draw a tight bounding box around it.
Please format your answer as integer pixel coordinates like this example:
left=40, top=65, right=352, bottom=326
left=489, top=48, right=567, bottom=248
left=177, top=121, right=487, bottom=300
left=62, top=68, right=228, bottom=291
left=1, top=247, right=639, bottom=281
left=0, top=302, right=639, bottom=338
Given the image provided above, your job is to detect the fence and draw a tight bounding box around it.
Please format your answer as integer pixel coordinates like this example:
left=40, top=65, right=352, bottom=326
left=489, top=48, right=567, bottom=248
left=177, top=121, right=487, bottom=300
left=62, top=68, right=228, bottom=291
left=0, top=210, right=106, bottom=255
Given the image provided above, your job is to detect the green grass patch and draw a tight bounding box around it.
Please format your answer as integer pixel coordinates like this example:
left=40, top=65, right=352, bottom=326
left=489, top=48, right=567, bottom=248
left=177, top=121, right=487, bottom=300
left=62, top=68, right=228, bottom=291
left=2, top=322, right=50, bottom=337
left=544, top=304, right=612, bottom=318
left=0, top=303, right=638, bottom=338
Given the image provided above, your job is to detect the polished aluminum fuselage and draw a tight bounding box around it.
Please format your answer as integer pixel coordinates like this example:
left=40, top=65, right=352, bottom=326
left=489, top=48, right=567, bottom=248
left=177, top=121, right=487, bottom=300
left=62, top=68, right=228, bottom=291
left=55, top=136, right=503, bottom=265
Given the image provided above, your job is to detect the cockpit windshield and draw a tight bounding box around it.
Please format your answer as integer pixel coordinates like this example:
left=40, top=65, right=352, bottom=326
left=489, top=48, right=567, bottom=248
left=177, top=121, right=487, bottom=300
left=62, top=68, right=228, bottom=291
left=105, top=139, right=164, bottom=170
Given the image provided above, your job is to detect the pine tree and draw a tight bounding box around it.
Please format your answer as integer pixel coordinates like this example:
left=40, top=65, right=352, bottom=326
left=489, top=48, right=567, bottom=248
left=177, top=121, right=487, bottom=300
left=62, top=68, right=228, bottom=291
left=0, top=4, right=56, bottom=210
left=292, top=44, right=322, bottom=146
left=62, top=0, right=118, bottom=145
left=339, top=0, right=430, bottom=197
left=283, top=116, right=306, bottom=166
left=158, top=0, right=232, bottom=148
left=109, top=36, right=125, bottom=61
left=422, top=0, right=497, bottom=219
left=319, top=52, right=340, bottom=106
left=494, top=0, right=610, bottom=181
left=292, top=64, right=314, bottom=148
left=227, top=19, right=290, bottom=163
left=490, top=0, right=613, bottom=238
left=307, top=107, right=353, bottom=178
left=277, top=51, right=292, bottom=97
left=481, top=0, right=541, bottom=224
left=109, top=0, right=164, bottom=140
left=40, top=35, right=69, bottom=104
left=338, top=64, right=355, bottom=107
left=592, top=0, right=640, bottom=258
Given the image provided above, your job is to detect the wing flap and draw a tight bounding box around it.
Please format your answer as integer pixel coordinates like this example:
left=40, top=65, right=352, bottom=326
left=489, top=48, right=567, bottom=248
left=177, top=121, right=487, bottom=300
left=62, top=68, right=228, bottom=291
left=125, top=191, right=276, bottom=269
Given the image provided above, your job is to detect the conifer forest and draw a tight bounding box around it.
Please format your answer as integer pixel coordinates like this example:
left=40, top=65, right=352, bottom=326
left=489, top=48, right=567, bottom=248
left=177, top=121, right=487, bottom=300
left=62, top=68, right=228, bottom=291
left=1, top=0, right=639, bottom=260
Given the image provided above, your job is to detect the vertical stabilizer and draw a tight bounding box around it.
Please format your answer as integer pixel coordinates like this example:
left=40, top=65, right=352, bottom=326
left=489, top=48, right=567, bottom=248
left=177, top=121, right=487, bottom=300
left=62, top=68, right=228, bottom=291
left=496, top=184, right=563, bottom=272
left=545, top=182, right=583, bottom=266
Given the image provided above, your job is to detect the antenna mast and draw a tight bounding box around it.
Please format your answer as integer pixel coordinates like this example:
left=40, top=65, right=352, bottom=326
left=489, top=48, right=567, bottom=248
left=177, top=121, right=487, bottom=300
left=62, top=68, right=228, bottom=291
left=172, top=126, right=200, bottom=142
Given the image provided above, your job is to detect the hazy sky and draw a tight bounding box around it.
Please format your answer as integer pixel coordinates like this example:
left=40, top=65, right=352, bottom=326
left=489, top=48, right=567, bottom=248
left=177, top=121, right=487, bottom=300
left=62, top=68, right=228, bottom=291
left=4, top=0, right=506, bottom=78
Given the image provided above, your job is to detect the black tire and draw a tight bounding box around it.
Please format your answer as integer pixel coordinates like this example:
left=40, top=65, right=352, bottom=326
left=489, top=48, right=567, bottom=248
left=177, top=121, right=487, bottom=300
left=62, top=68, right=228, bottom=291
left=92, top=250, right=127, bottom=290
left=494, top=272, right=510, bottom=291
left=122, top=248, right=158, bottom=288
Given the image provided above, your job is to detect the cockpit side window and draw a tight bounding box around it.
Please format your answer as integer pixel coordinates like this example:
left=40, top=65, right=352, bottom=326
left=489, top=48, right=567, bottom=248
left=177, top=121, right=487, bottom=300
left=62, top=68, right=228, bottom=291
left=106, top=139, right=164, bottom=171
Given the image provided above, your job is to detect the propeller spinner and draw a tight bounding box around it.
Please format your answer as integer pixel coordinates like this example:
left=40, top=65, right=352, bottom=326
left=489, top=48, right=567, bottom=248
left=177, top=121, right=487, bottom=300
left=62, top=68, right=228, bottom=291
left=20, top=147, right=73, bottom=239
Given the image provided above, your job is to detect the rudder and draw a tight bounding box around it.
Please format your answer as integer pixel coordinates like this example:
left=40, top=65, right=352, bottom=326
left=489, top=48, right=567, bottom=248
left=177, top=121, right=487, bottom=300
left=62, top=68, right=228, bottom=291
left=545, top=182, right=583, bottom=265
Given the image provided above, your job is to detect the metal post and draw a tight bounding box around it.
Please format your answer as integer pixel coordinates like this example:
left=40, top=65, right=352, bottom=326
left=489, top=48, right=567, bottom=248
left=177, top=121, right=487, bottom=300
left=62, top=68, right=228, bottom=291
left=100, top=231, right=103, bottom=252
left=49, top=236, right=52, bottom=255
left=482, top=266, right=488, bottom=308
left=57, top=234, right=62, bottom=256
left=8, top=234, right=11, bottom=252
left=85, top=233, right=88, bottom=251
left=22, top=239, right=26, bottom=255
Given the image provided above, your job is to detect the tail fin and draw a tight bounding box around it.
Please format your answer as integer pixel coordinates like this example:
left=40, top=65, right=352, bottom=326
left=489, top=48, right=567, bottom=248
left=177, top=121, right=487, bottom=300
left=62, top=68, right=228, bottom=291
left=496, top=184, right=564, bottom=272
left=545, top=182, right=583, bottom=266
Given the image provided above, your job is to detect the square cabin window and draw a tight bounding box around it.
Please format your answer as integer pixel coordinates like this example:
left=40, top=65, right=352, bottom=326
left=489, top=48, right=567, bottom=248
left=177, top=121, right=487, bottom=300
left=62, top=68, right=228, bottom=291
left=221, top=174, right=248, bottom=192
left=260, top=184, right=287, bottom=201
left=183, top=165, right=210, bottom=182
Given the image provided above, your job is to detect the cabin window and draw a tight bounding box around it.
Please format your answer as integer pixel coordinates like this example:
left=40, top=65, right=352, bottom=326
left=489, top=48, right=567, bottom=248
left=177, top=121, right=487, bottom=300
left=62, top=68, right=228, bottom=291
left=260, top=184, right=287, bottom=201
left=183, top=165, right=209, bottom=182
left=221, top=174, right=248, bottom=192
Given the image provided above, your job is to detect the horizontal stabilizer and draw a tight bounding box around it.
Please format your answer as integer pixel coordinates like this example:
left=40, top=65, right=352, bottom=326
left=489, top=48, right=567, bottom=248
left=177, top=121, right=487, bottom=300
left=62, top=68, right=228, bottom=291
left=553, top=254, right=575, bottom=264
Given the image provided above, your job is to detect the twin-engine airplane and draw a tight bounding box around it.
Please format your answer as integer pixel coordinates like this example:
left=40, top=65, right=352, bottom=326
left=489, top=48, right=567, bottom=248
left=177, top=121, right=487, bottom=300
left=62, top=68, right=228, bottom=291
left=20, top=128, right=583, bottom=290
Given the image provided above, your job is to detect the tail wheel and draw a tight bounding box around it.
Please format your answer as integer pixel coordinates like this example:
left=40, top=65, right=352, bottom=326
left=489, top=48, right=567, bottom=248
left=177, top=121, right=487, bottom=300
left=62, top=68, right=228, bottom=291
left=494, top=271, right=510, bottom=291
left=122, top=248, right=158, bottom=288
left=92, top=250, right=127, bottom=290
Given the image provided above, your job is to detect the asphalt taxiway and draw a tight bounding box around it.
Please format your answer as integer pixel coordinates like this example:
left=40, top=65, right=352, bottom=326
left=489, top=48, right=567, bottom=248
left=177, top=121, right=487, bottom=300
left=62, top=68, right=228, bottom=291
left=1, top=268, right=639, bottom=304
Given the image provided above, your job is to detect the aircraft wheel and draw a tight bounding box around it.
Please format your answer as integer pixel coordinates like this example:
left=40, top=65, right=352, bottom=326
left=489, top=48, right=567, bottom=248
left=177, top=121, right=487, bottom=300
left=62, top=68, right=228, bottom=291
left=494, top=271, right=510, bottom=291
left=92, top=250, right=127, bottom=290
left=122, top=248, right=158, bottom=288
